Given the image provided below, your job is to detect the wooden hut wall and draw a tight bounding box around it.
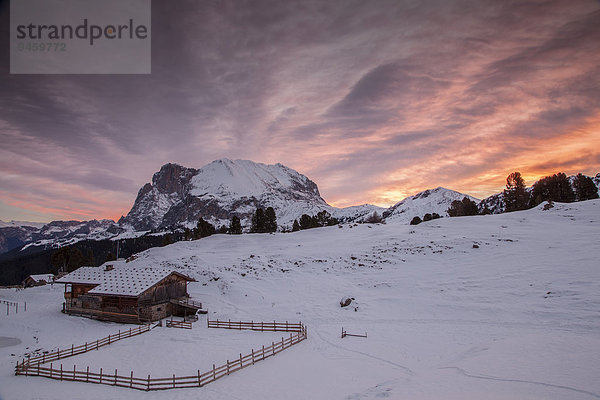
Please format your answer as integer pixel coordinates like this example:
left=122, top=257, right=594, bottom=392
left=138, top=274, right=188, bottom=304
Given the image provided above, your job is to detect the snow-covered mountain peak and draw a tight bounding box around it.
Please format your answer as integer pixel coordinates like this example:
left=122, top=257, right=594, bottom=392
left=383, top=187, right=479, bottom=222
left=121, top=159, right=330, bottom=231
left=190, top=159, right=319, bottom=200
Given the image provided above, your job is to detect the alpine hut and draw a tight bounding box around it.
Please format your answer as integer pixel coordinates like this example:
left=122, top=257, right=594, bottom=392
left=56, top=265, right=200, bottom=324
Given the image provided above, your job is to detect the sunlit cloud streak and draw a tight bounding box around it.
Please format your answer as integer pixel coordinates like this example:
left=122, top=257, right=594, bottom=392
left=0, top=0, right=599, bottom=221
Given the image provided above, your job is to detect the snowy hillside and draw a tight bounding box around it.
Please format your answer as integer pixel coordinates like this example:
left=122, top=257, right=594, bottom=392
left=2, top=199, right=599, bottom=400
left=383, top=187, right=479, bottom=222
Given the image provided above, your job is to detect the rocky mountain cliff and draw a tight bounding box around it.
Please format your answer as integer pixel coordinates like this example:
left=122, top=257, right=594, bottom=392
left=119, top=159, right=381, bottom=230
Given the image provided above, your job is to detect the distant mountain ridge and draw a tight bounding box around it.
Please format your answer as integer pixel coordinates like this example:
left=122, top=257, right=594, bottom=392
left=1, top=162, right=598, bottom=255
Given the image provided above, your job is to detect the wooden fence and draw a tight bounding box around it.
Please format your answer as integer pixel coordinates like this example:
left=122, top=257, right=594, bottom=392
left=16, top=320, right=307, bottom=391
left=2, top=299, right=25, bottom=315
left=17, top=325, right=150, bottom=367
left=208, top=319, right=304, bottom=333
left=166, top=319, right=192, bottom=329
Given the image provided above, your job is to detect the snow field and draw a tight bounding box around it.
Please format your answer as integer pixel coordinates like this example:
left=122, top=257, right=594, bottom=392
left=1, top=200, right=599, bottom=399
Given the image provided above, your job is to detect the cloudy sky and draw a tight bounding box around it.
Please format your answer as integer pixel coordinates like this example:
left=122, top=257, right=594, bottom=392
left=1, top=0, right=599, bottom=222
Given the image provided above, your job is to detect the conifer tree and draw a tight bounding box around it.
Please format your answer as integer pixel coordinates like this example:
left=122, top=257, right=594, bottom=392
left=292, top=219, right=300, bottom=232
left=504, top=172, right=529, bottom=212
left=195, top=218, right=216, bottom=238
left=251, top=208, right=265, bottom=233
left=299, top=214, right=313, bottom=230
left=229, top=215, right=242, bottom=234
left=410, top=216, right=422, bottom=225
left=530, top=172, right=575, bottom=206
left=573, top=173, right=599, bottom=202
left=264, top=207, right=277, bottom=233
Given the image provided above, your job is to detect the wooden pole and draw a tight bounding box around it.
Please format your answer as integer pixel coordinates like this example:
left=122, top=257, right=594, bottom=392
left=114, top=369, right=117, bottom=385
left=212, top=364, right=216, bottom=381
left=100, top=367, right=102, bottom=384
left=147, top=374, right=150, bottom=391
left=252, top=349, right=255, bottom=365
left=60, top=364, right=63, bottom=381
left=226, top=360, right=230, bottom=375
left=172, top=373, right=175, bottom=388
left=130, top=371, right=133, bottom=388
left=197, top=369, right=201, bottom=387
left=73, top=364, right=76, bottom=380
left=50, top=363, right=53, bottom=378
left=86, top=366, right=89, bottom=382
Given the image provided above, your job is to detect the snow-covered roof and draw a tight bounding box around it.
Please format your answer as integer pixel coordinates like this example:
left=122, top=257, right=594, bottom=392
left=56, top=266, right=194, bottom=297
left=26, top=274, right=54, bottom=282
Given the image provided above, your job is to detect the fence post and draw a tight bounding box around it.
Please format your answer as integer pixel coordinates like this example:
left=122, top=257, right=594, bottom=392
left=197, top=369, right=201, bottom=387
left=272, top=342, right=275, bottom=356
left=60, top=364, right=63, bottom=381
left=173, top=373, right=175, bottom=388
left=252, top=349, right=255, bottom=364
left=212, top=364, right=216, bottom=381
left=96, top=339, right=99, bottom=350
left=239, top=353, right=242, bottom=367
left=25, top=301, right=27, bottom=312
left=43, top=353, right=45, bottom=364
left=86, top=366, right=89, bottom=382
left=281, top=337, right=284, bottom=350
left=114, top=369, right=117, bottom=385
left=73, top=364, right=76, bottom=380
left=37, top=362, right=40, bottom=376
left=227, top=360, right=230, bottom=375
left=50, top=363, right=53, bottom=378
left=130, top=371, right=133, bottom=388
left=147, top=374, right=150, bottom=391
left=286, top=321, right=289, bottom=331
left=16, top=303, right=18, bottom=313
left=85, top=342, right=87, bottom=352
left=108, top=334, right=111, bottom=345
left=71, top=344, right=74, bottom=356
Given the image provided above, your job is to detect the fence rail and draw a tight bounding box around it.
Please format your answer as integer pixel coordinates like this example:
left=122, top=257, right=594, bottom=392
left=166, top=319, right=192, bottom=329
left=18, top=325, right=150, bottom=367
left=208, top=319, right=304, bottom=332
left=16, top=320, right=307, bottom=391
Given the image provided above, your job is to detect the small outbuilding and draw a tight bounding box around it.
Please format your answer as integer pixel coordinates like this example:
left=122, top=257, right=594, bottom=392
left=56, top=265, right=200, bottom=324
left=23, top=274, right=55, bottom=288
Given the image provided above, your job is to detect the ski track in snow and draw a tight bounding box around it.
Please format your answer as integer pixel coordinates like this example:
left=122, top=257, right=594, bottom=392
left=312, top=326, right=415, bottom=376
left=439, top=367, right=600, bottom=399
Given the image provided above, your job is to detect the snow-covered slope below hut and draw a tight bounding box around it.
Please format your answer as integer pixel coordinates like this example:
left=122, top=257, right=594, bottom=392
left=1, top=199, right=599, bottom=400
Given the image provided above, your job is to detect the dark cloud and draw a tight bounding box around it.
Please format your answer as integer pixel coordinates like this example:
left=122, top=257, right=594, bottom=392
left=1, top=0, right=599, bottom=219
